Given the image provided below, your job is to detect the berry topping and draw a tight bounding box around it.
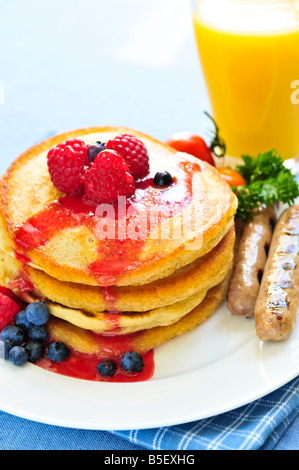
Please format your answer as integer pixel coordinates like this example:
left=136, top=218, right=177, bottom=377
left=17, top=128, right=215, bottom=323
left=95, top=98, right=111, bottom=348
left=120, top=351, right=144, bottom=373
left=25, top=301, right=50, bottom=326
left=0, top=293, right=21, bottom=331
left=153, top=171, right=173, bottom=187
left=83, top=150, right=135, bottom=204
left=47, top=139, right=89, bottom=196
left=9, top=346, right=28, bottom=367
left=106, top=133, right=150, bottom=180
left=28, top=324, right=49, bottom=343
left=0, top=286, right=23, bottom=306
left=47, top=341, right=70, bottom=363
left=87, top=142, right=107, bottom=162
left=25, top=341, right=46, bottom=363
left=97, top=359, right=117, bottom=377
left=15, top=310, right=32, bottom=330
left=1, top=325, right=25, bottom=346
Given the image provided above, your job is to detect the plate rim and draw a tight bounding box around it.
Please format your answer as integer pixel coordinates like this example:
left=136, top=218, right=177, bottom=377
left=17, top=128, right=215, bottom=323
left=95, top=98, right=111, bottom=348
left=0, top=315, right=298, bottom=431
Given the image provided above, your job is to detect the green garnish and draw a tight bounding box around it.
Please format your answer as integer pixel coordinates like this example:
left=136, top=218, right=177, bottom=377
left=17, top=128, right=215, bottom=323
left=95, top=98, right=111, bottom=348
left=232, top=149, right=299, bottom=221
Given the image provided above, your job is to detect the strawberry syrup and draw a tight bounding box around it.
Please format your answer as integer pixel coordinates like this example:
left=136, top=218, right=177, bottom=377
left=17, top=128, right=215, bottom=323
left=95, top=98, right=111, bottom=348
left=37, top=349, right=154, bottom=383
left=13, top=162, right=199, bottom=286
left=37, top=325, right=155, bottom=382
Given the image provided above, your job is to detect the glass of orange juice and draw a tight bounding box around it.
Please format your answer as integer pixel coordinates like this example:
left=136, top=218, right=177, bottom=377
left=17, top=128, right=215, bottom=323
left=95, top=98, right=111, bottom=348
left=192, top=0, right=299, bottom=160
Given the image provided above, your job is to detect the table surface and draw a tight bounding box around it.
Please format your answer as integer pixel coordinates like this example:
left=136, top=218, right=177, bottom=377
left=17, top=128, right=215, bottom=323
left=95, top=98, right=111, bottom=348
left=0, top=0, right=298, bottom=450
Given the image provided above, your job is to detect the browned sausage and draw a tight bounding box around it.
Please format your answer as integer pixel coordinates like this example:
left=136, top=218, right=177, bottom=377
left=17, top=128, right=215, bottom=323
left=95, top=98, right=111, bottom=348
left=255, top=205, right=299, bottom=341
left=227, top=205, right=276, bottom=318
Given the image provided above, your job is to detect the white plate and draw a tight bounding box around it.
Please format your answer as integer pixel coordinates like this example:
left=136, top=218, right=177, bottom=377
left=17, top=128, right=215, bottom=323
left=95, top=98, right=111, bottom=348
left=0, top=300, right=298, bottom=431
left=1, top=157, right=298, bottom=431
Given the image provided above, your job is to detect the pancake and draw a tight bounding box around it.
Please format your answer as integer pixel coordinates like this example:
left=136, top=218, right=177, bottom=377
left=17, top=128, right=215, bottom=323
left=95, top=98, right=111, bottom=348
left=46, top=274, right=231, bottom=356
left=15, top=288, right=209, bottom=335
left=0, top=224, right=235, bottom=314
left=0, top=126, right=238, bottom=371
left=0, top=126, right=237, bottom=287
left=0, top=226, right=233, bottom=334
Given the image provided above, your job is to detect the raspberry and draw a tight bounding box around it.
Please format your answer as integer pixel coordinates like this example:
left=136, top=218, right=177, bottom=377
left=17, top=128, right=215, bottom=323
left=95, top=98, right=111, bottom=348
left=83, top=150, right=135, bottom=204
left=106, top=134, right=150, bottom=180
left=0, top=286, right=22, bottom=306
left=47, top=139, right=90, bottom=196
left=0, top=293, right=21, bottom=331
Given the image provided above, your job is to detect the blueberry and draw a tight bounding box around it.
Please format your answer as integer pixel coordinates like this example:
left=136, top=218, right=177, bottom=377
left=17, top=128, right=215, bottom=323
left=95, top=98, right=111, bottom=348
left=97, top=360, right=117, bottom=377
left=0, top=340, right=13, bottom=360
left=9, top=346, right=28, bottom=366
left=25, top=301, right=50, bottom=326
left=120, top=351, right=144, bottom=373
left=87, top=142, right=106, bottom=162
left=47, top=341, right=70, bottom=363
left=15, top=310, right=32, bottom=330
left=25, top=341, right=45, bottom=363
left=153, top=171, right=173, bottom=187
left=0, top=325, right=25, bottom=346
left=28, top=324, right=48, bottom=342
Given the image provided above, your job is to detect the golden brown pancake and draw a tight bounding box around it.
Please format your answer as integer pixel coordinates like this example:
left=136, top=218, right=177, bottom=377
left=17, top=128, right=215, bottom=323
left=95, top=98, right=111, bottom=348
left=0, top=127, right=237, bottom=287
left=0, top=127, right=238, bottom=365
left=0, top=225, right=233, bottom=334
left=14, top=288, right=209, bottom=335
left=47, top=275, right=231, bottom=356
left=0, top=225, right=235, bottom=314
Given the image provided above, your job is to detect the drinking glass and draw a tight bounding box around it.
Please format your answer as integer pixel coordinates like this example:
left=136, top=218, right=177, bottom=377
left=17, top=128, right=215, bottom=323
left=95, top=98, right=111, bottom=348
left=192, top=0, right=299, bottom=160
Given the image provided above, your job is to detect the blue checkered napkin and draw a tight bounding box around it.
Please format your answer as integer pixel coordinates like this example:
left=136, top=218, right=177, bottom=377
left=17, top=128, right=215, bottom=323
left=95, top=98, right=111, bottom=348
left=111, top=376, right=299, bottom=450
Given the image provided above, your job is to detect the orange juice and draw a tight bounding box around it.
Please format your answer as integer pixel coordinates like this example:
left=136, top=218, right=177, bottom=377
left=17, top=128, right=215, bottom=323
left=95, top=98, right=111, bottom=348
left=192, top=0, right=299, bottom=159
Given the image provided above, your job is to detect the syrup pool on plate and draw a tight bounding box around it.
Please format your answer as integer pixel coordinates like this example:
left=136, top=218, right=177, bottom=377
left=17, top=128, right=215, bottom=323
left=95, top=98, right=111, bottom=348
left=37, top=348, right=155, bottom=383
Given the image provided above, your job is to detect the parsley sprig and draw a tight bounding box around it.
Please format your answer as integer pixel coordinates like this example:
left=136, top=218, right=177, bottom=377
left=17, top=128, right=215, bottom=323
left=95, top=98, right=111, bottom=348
left=232, top=150, right=299, bottom=220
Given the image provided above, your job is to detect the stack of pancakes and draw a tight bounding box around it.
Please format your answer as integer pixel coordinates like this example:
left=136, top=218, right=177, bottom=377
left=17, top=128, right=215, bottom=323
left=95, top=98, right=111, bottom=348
left=0, top=127, right=237, bottom=357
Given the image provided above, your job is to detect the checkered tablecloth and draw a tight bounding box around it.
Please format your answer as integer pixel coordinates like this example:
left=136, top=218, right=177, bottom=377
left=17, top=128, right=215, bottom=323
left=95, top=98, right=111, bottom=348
left=0, top=376, right=298, bottom=450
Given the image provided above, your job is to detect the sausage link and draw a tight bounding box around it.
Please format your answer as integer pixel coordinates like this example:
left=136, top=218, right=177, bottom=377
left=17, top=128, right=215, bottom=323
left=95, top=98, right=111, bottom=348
left=254, top=205, right=299, bottom=341
left=227, top=205, right=275, bottom=318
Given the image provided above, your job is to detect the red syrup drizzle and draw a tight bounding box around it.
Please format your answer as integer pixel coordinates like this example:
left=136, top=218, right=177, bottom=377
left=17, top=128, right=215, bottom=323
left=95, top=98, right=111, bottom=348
left=13, top=161, right=199, bottom=285
left=8, top=268, right=35, bottom=293
left=13, top=194, right=146, bottom=286
left=102, top=286, right=119, bottom=310
left=102, top=311, right=122, bottom=331
left=12, top=160, right=201, bottom=382
left=13, top=250, right=31, bottom=265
